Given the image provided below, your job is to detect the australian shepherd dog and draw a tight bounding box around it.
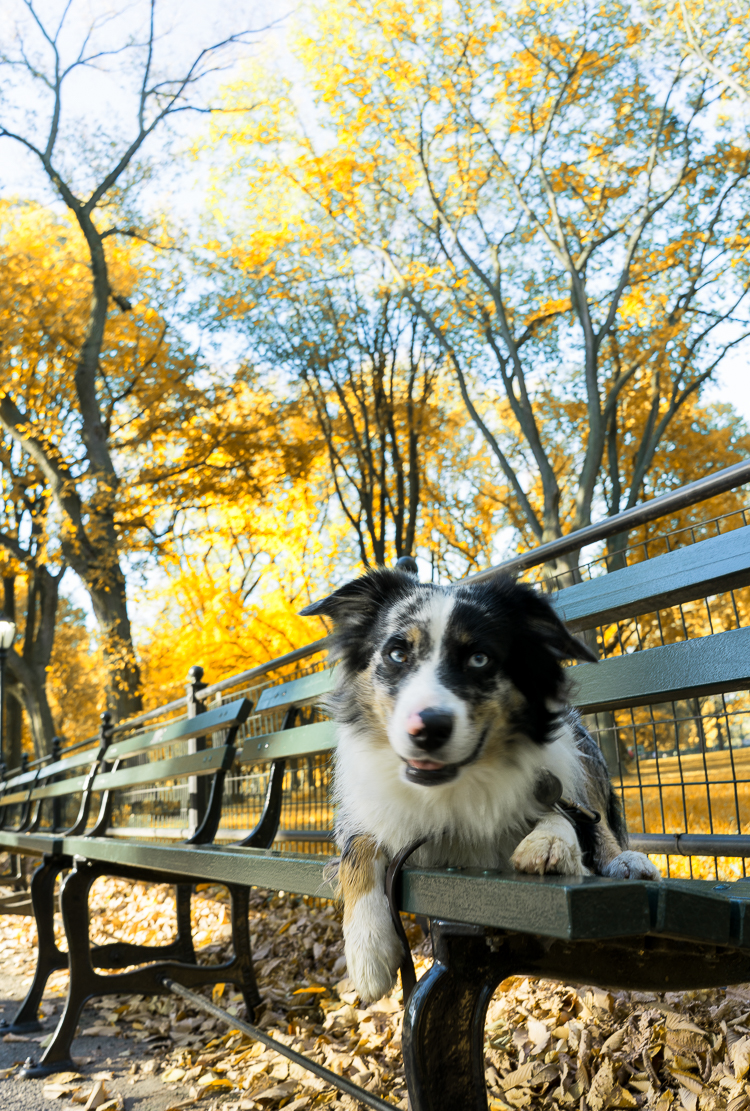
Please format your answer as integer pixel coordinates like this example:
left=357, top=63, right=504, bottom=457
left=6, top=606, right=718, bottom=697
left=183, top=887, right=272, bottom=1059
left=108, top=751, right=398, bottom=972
left=301, top=567, right=660, bottom=1003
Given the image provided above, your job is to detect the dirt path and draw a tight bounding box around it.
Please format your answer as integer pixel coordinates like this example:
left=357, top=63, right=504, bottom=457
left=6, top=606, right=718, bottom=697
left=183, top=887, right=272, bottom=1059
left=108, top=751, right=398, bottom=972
left=0, top=967, right=194, bottom=1111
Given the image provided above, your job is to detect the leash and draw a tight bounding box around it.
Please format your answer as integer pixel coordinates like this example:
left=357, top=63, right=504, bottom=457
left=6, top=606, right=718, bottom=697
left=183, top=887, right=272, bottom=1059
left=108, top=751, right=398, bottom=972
left=384, top=836, right=429, bottom=1007
left=383, top=774, right=595, bottom=1009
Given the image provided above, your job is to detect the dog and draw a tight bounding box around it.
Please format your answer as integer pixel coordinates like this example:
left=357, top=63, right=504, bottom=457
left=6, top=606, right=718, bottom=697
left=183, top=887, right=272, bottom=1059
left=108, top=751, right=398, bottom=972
left=301, top=567, right=660, bottom=1002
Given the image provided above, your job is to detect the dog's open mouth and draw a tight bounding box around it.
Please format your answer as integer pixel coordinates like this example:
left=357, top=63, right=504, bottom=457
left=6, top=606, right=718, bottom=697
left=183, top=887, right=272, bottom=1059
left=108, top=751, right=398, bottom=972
left=404, top=759, right=459, bottom=785
left=403, top=727, right=490, bottom=786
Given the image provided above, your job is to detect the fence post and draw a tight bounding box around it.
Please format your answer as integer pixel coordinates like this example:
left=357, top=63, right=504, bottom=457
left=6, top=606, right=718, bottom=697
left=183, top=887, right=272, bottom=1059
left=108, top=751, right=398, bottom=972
left=186, top=666, right=207, bottom=837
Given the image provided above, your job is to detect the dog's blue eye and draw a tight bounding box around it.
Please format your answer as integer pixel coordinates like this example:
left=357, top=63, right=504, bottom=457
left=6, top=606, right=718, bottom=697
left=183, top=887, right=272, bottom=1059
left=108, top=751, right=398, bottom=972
left=468, top=653, right=489, bottom=668
left=389, top=647, right=408, bottom=664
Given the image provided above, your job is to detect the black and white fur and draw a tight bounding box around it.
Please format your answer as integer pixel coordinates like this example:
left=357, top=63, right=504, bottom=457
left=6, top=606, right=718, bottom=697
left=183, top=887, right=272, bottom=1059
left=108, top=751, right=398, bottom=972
left=301, top=568, right=660, bottom=1002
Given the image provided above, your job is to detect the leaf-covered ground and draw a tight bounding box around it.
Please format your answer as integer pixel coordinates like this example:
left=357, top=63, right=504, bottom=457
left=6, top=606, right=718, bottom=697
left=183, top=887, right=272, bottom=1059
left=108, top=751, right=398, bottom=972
left=0, top=879, right=748, bottom=1111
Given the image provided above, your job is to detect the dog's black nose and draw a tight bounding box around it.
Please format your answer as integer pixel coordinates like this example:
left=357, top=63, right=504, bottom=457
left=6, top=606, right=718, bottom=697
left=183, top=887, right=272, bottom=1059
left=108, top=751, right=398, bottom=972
left=409, top=708, right=454, bottom=751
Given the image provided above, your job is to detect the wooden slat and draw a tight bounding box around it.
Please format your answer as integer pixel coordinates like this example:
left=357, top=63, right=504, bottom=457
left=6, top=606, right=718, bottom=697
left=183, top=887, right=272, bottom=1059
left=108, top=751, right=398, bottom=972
left=552, top=525, right=750, bottom=632
left=102, top=826, right=336, bottom=843
left=0, top=789, right=37, bottom=807
left=1, top=770, right=39, bottom=792
left=0, top=832, right=63, bottom=856
left=38, top=749, right=101, bottom=778
left=61, top=837, right=663, bottom=941
left=105, top=699, right=250, bottom=763
left=28, top=775, right=89, bottom=802
left=569, top=625, right=750, bottom=713
left=254, top=669, right=335, bottom=715
left=237, top=721, right=336, bottom=765
left=93, top=745, right=234, bottom=792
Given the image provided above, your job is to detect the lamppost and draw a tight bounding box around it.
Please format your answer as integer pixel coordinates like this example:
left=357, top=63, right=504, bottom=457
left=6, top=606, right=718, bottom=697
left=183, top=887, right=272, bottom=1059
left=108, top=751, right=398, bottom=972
left=0, top=618, right=16, bottom=778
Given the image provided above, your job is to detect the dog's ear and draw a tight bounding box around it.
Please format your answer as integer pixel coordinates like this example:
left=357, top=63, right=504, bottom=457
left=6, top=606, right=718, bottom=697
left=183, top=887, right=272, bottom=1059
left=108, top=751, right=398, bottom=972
left=516, top=586, right=597, bottom=663
left=299, top=568, right=415, bottom=625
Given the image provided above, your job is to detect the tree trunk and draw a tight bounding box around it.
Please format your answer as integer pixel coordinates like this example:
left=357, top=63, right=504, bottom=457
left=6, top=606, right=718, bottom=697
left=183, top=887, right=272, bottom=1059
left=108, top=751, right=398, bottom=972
left=5, top=688, right=23, bottom=772
left=88, top=577, right=142, bottom=721
left=6, top=657, right=56, bottom=760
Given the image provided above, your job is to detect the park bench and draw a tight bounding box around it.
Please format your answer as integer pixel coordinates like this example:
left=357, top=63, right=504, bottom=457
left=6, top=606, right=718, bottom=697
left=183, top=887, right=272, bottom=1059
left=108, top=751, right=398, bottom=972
left=1, top=460, right=750, bottom=1111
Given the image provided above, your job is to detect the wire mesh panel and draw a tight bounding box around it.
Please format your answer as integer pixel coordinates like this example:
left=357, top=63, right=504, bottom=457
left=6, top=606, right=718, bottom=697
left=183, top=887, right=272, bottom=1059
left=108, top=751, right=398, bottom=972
left=530, top=503, right=750, bottom=881
left=584, top=690, right=750, bottom=881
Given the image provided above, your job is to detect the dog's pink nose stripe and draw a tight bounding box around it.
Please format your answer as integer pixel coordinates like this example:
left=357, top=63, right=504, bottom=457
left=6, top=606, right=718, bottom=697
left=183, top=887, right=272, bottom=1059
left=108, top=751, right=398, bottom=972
left=406, top=713, right=424, bottom=735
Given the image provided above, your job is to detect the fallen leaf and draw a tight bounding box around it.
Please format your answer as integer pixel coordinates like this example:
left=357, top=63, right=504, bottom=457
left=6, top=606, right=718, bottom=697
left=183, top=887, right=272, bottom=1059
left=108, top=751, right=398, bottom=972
left=43, top=1083, right=83, bottom=1100
left=601, top=1028, right=627, bottom=1055
left=253, top=1081, right=298, bottom=1102
left=588, top=1058, right=616, bottom=1111
left=504, top=1089, right=532, bottom=1108
left=501, top=1063, right=536, bottom=1091
left=729, top=1035, right=750, bottom=1079
left=526, top=1016, right=550, bottom=1055
left=84, top=1083, right=110, bottom=1111
left=666, top=1029, right=710, bottom=1054
left=99, top=1101, right=124, bottom=1111
left=607, top=1087, right=638, bottom=1109
left=678, top=1086, right=698, bottom=1111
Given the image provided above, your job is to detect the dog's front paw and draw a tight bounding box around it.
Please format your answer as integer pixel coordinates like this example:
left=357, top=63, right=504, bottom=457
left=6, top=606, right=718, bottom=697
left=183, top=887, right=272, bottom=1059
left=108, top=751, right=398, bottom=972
left=344, top=888, right=403, bottom=1003
left=511, top=815, right=588, bottom=876
left=603, top=850, right=661, bottom=880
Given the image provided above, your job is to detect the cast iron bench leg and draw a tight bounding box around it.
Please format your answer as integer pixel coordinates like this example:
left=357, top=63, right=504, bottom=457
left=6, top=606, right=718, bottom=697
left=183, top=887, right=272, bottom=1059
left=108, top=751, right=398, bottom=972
left=2, top=857, right=69, bottom=1034
left=228, top=883, right=264, bottom=1019
left=403, top=921, right=510, bottom=1111
left=23, top=860, right=263, bottom=1076
left=22, top=860, right=98, bottom=1075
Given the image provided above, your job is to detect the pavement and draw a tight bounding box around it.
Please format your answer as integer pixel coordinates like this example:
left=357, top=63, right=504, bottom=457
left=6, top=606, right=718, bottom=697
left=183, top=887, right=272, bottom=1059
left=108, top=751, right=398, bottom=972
left=0, top=968, right=198, bottom=1111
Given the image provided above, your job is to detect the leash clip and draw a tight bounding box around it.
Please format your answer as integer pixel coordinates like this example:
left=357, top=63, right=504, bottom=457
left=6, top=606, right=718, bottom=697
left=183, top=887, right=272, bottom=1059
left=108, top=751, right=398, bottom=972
left=533, top=770, right=600, bottom=827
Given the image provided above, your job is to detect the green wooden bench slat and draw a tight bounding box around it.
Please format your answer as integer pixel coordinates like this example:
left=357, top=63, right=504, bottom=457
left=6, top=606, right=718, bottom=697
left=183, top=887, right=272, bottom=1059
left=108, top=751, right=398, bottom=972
left=98, top=825, right=336, bottom=842
left=93, top=745, right=234, bottom=792
left=236, top=721, right=336, bottom=765
left=552, top=524, right=750, bottom=632
left=28, top=775, right=90, bottom=802
left=569, top=625, right=750, bottom=713
left=38, top=749, right=101, bottom=777
left=1, top=770, right=41, bottom=792
left=649, top=879, right=732, bottom=944
left=0, top=788, right=40, bottom=807
left=0, top=832, right=64, bottom=856
left=105, top=699, right=250, bottom=763
left=0, top=753, right=102, bottom=813
left=0, top=750, right=98, bottom=808
left=254, top=669, right=335, bottom=715
left=60, top=836, right=694, bottom=942
left=397, top=867, right=653, bottom=939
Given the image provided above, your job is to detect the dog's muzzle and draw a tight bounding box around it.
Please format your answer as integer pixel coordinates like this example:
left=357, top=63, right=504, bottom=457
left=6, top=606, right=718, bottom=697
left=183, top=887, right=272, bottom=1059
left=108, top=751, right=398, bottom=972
left=403, top=726, right=489, bottom=786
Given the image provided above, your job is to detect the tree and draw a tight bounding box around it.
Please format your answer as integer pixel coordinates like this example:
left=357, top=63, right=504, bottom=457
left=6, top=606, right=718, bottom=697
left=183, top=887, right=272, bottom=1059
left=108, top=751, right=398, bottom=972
left=207, top=217, right=502, bottom=572
left=643, top=0, right=750, bottom=105
left=0, top=1, right=262, bottom=718
left=218, top=0, right=750, bottom=581
left=0, top=432, right=62, bottom=760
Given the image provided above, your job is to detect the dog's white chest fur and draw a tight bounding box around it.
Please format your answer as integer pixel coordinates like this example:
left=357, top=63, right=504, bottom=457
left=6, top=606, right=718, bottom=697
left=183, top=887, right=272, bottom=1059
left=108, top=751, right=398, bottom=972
left=334, top=716, right=584, bottom=867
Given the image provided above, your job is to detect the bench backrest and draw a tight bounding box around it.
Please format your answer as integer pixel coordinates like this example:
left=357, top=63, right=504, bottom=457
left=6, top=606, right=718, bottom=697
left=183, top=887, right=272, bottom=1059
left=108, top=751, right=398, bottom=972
left=0, top=699, right=252, bottom=844
left=212, top=522, right=750, bottom=864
